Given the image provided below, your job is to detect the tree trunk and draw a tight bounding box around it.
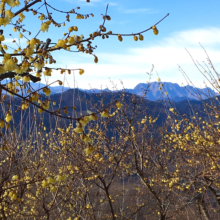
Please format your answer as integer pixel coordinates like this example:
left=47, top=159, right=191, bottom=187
left=196, top=194, right=211, bottom=220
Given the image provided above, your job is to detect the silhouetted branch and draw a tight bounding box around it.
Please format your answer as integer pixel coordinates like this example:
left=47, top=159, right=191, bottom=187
left=0, top=72, right=41, bottom=83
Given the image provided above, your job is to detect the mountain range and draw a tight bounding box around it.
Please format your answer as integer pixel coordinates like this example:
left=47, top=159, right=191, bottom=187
left=1, top=79, right=218, bottom=102
left=1, top=85, right=219, bottom=139
left=31, top=81, right=219, bottom=102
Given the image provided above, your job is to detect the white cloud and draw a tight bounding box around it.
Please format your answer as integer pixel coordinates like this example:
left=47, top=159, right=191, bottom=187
left=47, top=27, right=220, bottom=91
left=163, top=27, right=220, bottom=47
left=79, top=0, right=102, bottom=2
left=62, top=0, right=102, bottom=6
left=78, top=0, right=102, bottom=6
left=108, top=2, right=117, bottom=6
left=4, top=37, right=26, bottom=44
left=123, top=8, right=159, bottom=14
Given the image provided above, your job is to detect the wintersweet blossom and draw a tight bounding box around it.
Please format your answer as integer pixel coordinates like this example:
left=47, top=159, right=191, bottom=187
left=42, top=180, right=49, bottom=188
left=68, top=36, right=75, bottom=44
left=116, top=101, right=123, bottom=109
left=5, top=113, right=12, bottom=122
left=44, top=68, right=52, bottom=76
left=18, top=12, right=25, bottom=22
left=0, top=120, right=5, bottom=128
left=40, top=22, right=49, bottom=33
left=79, top=116, right=90, bottom=126
left=5, top=10, right=14, bottom=19
left=57, top=39, right=67, bottom=48
left=89, top=114, right=98, bottom=120
left=79, top=69, right=84, bottom=75
left=43, top=88, right=51, bottom=96
left=12, top=175, right=18, bottom=181
left=31, top=92, right=38, bottom=102
left=101, top=110, right=109, bottom=117
left=84, top=146, right=94, bottom=156
left=22, top=76, right=30, bottom=82
left=4, top=58, right=17, bottom=71
left=152, top=25, right=159, bottom=35
left=0, top=35, right=4, bottom=41
left=74, top=124, right=83, bottom=133
left=50, top=186, right=57, bottom=192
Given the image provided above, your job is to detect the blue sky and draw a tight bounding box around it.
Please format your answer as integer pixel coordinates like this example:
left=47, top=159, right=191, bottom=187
left=4, top=0, right=220, bottom=91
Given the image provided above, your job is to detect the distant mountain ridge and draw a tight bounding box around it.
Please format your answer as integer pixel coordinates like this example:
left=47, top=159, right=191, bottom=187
left=50, top=81, right=218, bottom=102
left=128, top=82, right=218, bottom=101
left=1, top=80, right=218, bottom=102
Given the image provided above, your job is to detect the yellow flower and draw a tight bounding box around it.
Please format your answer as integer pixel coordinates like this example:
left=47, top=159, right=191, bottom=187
left=0, top=35, right=5, bottom=41
left=1, top=17, right=10, bottom=26
left=101, top=110, right=109, bottom=117
left=12, top=175, right=18, bottom=181
left=0, top=18, right=3, bottom=26
left=2, top=44, right=7, bottom=50
left=40, top=22, right=49, bottom=33
left=73, top=26, right=78, bottom=31
left=33, top=62, right=42, bottom=69
left=42, top=180, right=49, bottom=188
left=15, top=75, right=21, bottom=80
left=4, top=53, right=10, bottom=60
left=68, top=26, right=74, bottom=32
left=118, top=34, right=123, bottom=41
left=39, top=14, right=44, bottom=21
left=84, top=146, right=94, bottom=156
left=10, top=193, right=17, bottom=200
left=89, top=114, right=97, bottom=121
left=83, top=135, right=92, bottom=143
left=74, top=124, right=83, bottom=133
left=68, top=36, right=75, bottom=44
left=44, top=68, right=52, bottom=76
left=95, top=153, right=101, bottom=159
left=47, top=177, right=56, bottom=184
left=4, top=58, right=17, bottom=71
left=57, top=39, right=66, bottom=48
left=94, top=56, right=98, bottom=63
left=56, top=175, right=67, bottom=182
left=7, top=82, right=13, bottom=88
left=15, top=81, right=20, bottom=86
left=79, top=69, right=84, bottom=75
left=133, top=36, right=138, bottom=41
left=14, top=0, right=20, bottom=7
left=22, top=76, right=30, bottom=82
left=25, top=47, right=34, bottom=56
left=116, top=101, right=123, bottom=109
left=79, top=34, right=84, bottom=41
left=0, top=120, right=5, bottom=128
left=30, top=38, right=37, bottom=47
left=5, top=113, right=12, bottom=122
left=80, top=116, right=90, bottom=126
left=42, top=101, right=50, bottom=110
left=139, top=35, right=144, bottom=41
left=31, top=92, right=38, bottom=102
left=152, top=26, right=159, bottom=35
left=5, top=10, right=14, bottom=19
left=6, top=0, right=18, bottom=7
